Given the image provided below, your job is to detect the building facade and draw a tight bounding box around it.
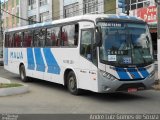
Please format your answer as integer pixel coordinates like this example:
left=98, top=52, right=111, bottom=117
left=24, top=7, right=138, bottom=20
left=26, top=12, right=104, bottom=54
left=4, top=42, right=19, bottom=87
left=60, top=0, right=116, bottom=19
left=2, top=0, right=21, bottom=29
left=130, top=0, right=157, bottom=59
left=27, top=0, right=53, bottom=24
left=117, top=0, right=151, bottom=15
left=52, top=0, right=60, bottom=20
left=2, top=0, right=58, bottom=29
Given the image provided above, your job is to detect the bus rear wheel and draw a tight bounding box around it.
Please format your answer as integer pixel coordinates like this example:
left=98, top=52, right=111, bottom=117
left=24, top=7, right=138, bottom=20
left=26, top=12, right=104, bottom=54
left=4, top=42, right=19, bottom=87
left=19, top=65, right=28, bottom=82
left=67, top=71, right=80, bottom=95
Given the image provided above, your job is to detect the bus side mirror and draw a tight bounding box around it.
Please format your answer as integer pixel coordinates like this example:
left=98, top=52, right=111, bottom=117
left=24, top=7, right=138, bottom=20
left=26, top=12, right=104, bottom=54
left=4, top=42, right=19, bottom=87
left=95, top=27, right=102, bottom=47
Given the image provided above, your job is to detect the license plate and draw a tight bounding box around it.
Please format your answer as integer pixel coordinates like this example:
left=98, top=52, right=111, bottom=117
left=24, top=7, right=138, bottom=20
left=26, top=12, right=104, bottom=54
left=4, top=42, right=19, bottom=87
left=128, top=88, right=137, bottom=92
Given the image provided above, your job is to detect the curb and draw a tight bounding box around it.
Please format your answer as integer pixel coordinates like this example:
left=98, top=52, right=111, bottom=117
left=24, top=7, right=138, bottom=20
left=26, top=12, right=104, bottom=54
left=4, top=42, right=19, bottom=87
left=0, top=84, right=29, bottom=97
left=0, top=77, right=11, bottom=84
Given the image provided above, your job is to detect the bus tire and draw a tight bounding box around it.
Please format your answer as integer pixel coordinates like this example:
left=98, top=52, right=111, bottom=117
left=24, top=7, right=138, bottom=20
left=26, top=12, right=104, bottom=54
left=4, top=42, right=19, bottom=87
left=19, top=65, right=28, bottom=82
left=67, top=71, right=80, bottom=95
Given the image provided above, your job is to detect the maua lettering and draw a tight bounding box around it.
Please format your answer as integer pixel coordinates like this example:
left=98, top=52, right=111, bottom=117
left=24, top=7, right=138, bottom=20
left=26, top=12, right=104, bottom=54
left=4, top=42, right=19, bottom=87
left=10, top=51, right=23, bottom=59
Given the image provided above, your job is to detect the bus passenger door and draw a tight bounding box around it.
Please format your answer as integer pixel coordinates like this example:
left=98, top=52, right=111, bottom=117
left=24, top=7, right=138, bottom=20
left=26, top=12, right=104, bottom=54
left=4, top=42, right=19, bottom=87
left=78, top=29, right=98, bottom=92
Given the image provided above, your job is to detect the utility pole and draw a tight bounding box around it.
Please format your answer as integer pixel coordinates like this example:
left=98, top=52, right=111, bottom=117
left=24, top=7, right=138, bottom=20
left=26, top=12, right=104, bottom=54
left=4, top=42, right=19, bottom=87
left=126, top=0, right=130, bottom=15
left=155, top=0, right=160, bottom=79
left=0, top=1, right=3, bottom=51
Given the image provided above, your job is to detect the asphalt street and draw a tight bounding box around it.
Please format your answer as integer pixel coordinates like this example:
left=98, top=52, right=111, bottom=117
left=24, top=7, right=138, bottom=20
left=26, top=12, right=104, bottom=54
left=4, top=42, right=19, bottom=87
left=0, top=66, right=160, bottom=114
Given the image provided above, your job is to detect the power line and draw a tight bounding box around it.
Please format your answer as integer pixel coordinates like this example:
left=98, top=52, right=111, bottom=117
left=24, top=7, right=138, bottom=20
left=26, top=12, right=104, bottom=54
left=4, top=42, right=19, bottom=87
left=1, top=8, right=40, bottom=23
left=0, top=1, right=40, bottom=24
left=0, top=1, right=3, bottom=47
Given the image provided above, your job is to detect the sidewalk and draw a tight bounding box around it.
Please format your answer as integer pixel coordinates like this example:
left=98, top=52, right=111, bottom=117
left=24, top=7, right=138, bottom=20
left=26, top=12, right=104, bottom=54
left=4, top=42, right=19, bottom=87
left=0, top=77, right=11, bottom=83
left=0, top=77, right=29, bottom=96
left=154, top=83, right=160, bottom=90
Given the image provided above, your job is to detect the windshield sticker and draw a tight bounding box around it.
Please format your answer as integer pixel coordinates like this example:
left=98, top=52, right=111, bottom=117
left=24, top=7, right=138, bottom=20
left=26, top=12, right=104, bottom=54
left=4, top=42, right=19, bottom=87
left=108, top=55, right=116, bottom=61
left=123, top=57, right=131, bottom=64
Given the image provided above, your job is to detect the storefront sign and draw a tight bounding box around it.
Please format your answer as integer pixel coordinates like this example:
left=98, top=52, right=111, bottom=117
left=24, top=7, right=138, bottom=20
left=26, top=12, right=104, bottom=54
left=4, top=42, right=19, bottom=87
left=136, top=6, right=157, bottom=23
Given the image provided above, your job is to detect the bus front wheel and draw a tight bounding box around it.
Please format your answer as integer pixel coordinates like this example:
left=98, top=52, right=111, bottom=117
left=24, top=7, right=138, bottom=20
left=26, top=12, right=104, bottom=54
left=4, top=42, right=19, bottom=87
left=67, top=71, right=80, bottom=95
left=19, top=65, right=28, bottom=82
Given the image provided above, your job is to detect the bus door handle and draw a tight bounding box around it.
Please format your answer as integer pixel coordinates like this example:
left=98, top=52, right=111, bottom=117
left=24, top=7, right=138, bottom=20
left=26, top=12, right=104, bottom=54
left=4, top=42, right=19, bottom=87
left=80, top=70, right=87, bottom=73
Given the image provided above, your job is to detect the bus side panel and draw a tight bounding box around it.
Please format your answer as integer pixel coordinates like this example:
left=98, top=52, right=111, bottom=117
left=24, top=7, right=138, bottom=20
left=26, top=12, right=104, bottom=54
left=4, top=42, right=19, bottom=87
left=4, top=47, right=99, bottom=92
left=4, top=48, right=45, bottom=80
left=25, top=48, right=46, bottom=81
left=42, top=48, right=63, bottom=84
left=43, top=48, right=81, bottom=85
left=77, top=56, right=98, bottom=92
left=42, top=47, right=99, bottom=92
left=4, top=48, right=25, bottom=75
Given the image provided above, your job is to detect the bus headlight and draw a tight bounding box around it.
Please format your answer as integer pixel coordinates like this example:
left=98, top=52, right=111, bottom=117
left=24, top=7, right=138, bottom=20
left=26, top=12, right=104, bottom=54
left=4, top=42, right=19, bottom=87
left=100, top=70, right=118, bottom=81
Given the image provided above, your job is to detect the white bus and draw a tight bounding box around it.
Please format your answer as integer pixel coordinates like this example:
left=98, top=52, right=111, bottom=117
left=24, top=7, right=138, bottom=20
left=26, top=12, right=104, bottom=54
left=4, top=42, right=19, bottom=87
left=4, top=14, right=155, bottom=94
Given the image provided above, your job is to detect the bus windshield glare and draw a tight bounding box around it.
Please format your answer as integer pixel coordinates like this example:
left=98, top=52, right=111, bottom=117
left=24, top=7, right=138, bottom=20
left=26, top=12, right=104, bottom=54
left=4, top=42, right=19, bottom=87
left=98, top=22, right=154, bottom=67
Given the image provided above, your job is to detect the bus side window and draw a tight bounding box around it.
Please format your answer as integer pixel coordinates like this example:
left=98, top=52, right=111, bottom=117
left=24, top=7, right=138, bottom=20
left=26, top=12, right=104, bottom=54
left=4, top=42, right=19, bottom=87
left=14, top=32, right=23, bottom=47
left=34, top=29, right=46, bottom=47
left=61, top=24, right=79, bottom=47
left=24, top=31, right=33, bottom=47
left=46, top=27, right=60, bottom=47
left=9, top=33, right=14, bottom=48
left=80, top=30, right=93, bottom=60
left=74, top=24, right=79, bottom=46
left=5, top=34, right=9, bottom=47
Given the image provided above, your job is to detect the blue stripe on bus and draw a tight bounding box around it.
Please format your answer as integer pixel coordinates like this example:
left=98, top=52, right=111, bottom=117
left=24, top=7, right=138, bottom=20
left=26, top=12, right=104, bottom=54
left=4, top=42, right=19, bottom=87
left=43, top=48, right=60, bottom=74
left=115, top=68, right=130, bottom=79
left=34, top=48, right=45, bottom=72
left=127, top=68, right=141, bottom=79
left=138, top=68, right=149, bottom=78
left=27, top=48, right=35, bottom=70
left=4, top=48, right=8, bottom=65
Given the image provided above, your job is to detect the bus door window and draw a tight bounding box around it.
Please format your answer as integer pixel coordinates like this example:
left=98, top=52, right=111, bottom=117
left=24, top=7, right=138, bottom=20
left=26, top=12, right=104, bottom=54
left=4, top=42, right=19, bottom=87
left=80, top=29, right=93, bottom=61
left=92, top=30, right=97, bottom=66
left=62, top=24, right=79, bottom=47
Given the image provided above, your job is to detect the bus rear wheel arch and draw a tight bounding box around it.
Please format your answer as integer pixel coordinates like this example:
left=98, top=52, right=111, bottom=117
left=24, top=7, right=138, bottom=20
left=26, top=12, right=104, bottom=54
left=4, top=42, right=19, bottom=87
left=66, top=71, right=81, bottom=95
left=19, top=64, right=28, bottom=82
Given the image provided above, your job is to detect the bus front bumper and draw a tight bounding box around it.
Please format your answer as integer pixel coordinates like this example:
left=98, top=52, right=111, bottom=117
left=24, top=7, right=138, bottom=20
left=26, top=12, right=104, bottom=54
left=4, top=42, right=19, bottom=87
left=97, top=70, right=156, bottom=93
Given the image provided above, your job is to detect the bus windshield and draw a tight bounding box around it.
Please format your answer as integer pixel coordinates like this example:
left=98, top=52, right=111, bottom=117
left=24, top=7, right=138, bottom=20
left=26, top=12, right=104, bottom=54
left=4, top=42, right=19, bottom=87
left=98, top=22, right=154, bottom=67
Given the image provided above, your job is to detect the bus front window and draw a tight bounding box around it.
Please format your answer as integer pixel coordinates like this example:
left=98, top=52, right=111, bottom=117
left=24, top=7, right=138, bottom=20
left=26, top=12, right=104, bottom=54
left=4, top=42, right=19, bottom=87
left=98, top=22, right=154, bottom=67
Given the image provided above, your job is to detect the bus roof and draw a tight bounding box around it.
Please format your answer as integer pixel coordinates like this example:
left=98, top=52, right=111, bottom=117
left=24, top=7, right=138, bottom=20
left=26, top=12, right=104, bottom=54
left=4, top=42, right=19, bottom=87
left=5, top=14, right=145, bottom=33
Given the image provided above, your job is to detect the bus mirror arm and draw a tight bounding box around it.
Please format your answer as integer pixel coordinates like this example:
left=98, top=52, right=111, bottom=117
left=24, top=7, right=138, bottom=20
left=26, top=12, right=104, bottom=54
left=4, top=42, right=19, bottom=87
left=95, top=26, right=102, bottom=47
